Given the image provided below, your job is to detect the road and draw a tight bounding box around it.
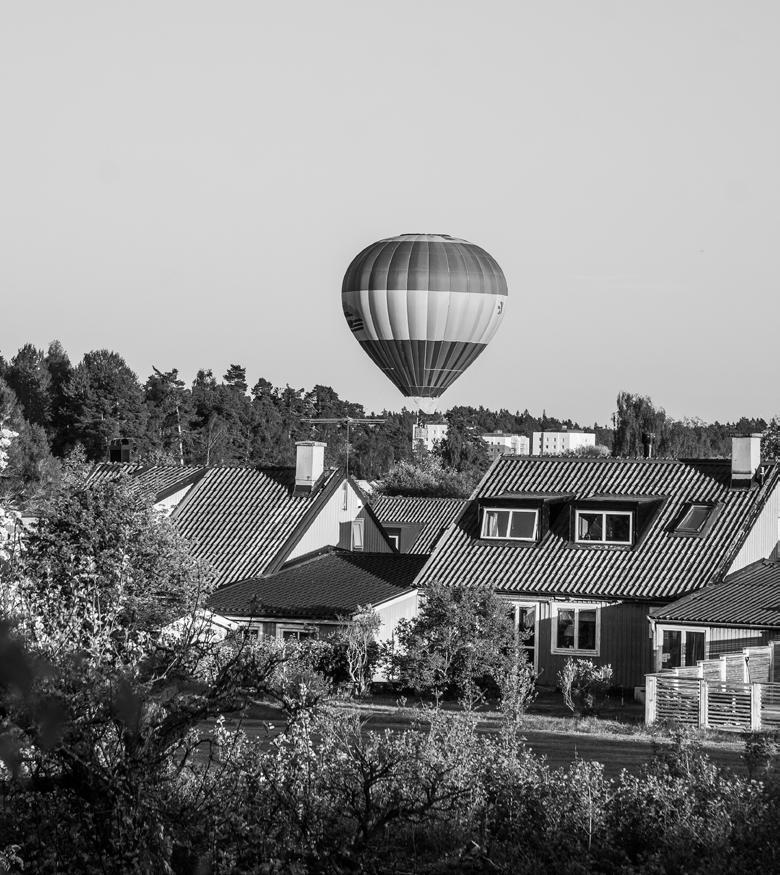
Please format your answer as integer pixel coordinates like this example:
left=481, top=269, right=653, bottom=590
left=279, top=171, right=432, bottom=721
left=210, top=704, right=746, bottom=778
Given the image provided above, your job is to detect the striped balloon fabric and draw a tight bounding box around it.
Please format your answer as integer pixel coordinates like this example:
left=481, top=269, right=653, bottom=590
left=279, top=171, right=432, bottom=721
left=342, top=233, right=507, bottom=411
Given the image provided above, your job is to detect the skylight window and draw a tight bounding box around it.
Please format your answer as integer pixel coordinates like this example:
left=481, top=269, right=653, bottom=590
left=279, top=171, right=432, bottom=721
left=575, top=510, right=632, bottom=545
left=481, top=508, right=538, bottom=541
left=675, top=504, right=712, bottom=535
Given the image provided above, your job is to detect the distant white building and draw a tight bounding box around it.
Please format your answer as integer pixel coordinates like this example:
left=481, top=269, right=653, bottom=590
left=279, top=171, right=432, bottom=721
left=413, top=422, right=448, bottom=452
left=481, top=432, right=530, bottom=460
left=531, top=430, right=595, bottom=456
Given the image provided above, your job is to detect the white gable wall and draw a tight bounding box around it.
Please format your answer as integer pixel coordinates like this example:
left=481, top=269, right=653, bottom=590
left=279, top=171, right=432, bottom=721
left=287, top=481, right=385, bottom=561
left=728, top=482, right=780, bottom=574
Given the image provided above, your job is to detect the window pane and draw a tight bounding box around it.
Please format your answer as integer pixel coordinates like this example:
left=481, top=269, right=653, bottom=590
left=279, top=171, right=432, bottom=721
left=518, top=606, right=536, bottom=649
left=662, top=630, right=681, bottom=668
left=578, top=609, right=597, bottom=650
left=351, top=520, right=364, bottom=550
left=685, top=631, right=705, bottom=666
left=677, top=505, right=710, bottom=534
left=509, top=510, right=537, bottom=540
left=557, top=609, right=575, bottom=649
left=483, top=510, right=510, bottom=538
left=577, top=512, right=602, bottom=541
left=605, top=513, right=631, bottom=543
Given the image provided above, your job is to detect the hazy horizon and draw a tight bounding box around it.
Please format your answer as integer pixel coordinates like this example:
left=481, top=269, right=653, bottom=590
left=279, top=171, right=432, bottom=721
left=3, top=1, right=779, bottom=425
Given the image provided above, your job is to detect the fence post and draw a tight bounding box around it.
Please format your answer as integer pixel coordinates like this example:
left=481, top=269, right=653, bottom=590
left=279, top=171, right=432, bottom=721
left=645, top=675, right=657, bottom=725
left=699, top=679, right=708, bottom=728
left=751, top=683, right=762, bottom=731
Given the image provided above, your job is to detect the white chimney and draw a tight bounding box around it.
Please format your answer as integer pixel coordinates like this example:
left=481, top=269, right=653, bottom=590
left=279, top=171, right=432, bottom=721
left=731, top=434, right=762, bottom=486
left=295, top=441, right=326, bottom=491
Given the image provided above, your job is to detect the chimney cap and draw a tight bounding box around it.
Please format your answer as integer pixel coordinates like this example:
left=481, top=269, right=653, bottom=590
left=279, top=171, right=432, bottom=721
left=295, top=440, right=327, bottom=448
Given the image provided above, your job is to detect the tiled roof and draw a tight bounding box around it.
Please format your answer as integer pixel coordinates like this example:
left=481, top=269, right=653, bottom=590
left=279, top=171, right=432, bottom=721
left=415, top=456, right=780, bottom=602
left=172, top=466, right=343, bottom=586
left=207, top=547, right=426, bottom=620
left=371, top=496, right=468, bottom=553
left=651, top=560, right=780, bottom=627
left=88, top=463, right=207, bottom=502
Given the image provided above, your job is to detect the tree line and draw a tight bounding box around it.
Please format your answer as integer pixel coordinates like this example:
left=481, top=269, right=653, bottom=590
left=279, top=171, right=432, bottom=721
left=0, top=341, right=776, bottom=506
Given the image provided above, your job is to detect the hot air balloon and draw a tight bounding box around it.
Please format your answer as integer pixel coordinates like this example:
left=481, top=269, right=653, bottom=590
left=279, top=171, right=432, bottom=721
left=342, top=233, right=507, bottom=412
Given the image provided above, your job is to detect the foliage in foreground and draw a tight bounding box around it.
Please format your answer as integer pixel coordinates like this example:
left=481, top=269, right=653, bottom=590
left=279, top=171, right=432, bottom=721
left=1, top=462, right=780, bottom=873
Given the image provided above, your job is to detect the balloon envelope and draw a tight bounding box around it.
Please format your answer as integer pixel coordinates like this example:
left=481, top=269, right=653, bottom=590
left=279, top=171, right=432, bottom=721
left=342, top=234, right=507, bottom=407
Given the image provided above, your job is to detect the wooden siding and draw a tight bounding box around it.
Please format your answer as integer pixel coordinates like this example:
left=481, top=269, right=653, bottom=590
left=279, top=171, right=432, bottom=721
left=287, top=481, right=390, bottom=560
left=729, top=483, right=780, bottom=573
left=535, top=600, right=654, bottom=690
left=499, top=597, right=654, bottom=690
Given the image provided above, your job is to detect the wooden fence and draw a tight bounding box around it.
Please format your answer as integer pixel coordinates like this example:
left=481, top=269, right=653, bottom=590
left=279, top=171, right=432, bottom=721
left=645, top=675, right=780, bottom=731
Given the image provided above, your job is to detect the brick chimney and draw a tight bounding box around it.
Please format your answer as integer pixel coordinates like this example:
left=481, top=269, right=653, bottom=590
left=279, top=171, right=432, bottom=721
left=731, top=434, right=762, bottom=487
left=295, top=441, right=326, bottom=492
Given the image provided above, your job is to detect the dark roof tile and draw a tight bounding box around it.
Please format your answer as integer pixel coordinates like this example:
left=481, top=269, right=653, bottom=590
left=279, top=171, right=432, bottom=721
left=207, top=548, right=426, bottom=620
left=415, top=456, right=780, bottom=601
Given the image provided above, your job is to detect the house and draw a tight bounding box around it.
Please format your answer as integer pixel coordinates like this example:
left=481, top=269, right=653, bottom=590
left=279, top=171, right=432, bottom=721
left=403, top=435, right=780, bottom=689
left=531, top=430, right=595, bottom=456
left=371, top=495, right=468, bottom=553
left=91, top=441, right=394, bottom=587
left=206, top=547, right=426, bottom=641
left=649, top=558, right=780, bottom=671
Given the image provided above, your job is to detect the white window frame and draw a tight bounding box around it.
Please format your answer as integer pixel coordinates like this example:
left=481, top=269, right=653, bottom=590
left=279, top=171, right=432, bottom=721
left=574, top=509, right=633, bottom=545
left=551, top=602, right=601, bottom=655
left=276, top=623, right=318, bottom=641
left=481, top=507, right=539, bottom=541
left=351, top=518, right=365, bottom=551
left=655, top=624, right=708, bottom=671
left=386, top=530, right=401, bottom=551
left=507, top=600, right=540, bottom=670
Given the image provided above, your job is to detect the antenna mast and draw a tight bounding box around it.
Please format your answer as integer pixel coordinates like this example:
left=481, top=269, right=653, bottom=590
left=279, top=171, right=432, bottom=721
left=300, top=416, right=385, bottom=478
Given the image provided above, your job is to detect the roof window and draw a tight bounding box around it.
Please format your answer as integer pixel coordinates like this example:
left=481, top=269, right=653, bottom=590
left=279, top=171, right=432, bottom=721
left=575, top=509, right=632, bottom=545
left=481, top=508, right=539, bottom=541
left=675, top=503, right=713, bottom=535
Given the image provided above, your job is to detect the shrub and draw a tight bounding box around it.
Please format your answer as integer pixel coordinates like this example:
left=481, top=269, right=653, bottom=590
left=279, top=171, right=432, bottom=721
left=389, top=583, right=536, bottom=709
left=558, top=658, right=613, bottom=716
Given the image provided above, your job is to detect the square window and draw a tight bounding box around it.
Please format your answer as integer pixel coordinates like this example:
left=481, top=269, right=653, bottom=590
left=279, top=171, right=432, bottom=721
left=577, top=512, right=602, bottom=541
left=552, top=605, right=600, bottom=654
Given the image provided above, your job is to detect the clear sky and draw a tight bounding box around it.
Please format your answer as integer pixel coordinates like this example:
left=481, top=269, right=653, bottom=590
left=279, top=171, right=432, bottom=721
left=2, top=2, right=778, bottom=425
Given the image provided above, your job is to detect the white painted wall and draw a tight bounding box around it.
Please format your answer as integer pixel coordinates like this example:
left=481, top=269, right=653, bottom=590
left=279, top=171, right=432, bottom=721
left=287, top=480, right=381, bottom=560
left=375, top=589, right=420, bottom=644
left=728, top=482, right=780, bottom=573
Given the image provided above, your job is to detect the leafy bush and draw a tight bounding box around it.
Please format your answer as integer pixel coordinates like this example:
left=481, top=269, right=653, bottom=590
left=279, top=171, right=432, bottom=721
left=389, top=583, right=536, bottom=709
left=558, top=658, right=614, bottom=716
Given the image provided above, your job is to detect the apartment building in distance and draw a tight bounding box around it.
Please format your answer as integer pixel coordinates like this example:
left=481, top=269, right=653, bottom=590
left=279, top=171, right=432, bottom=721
left=532, top=429, right=595, bottom=456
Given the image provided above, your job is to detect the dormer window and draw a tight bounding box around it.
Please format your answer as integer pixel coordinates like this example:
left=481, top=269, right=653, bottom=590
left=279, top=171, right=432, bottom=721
left=575, top=509, right=632, bottom=545
left=675, top=504, right=713, bottom=535
left=481, top=508, right=539, bottom=541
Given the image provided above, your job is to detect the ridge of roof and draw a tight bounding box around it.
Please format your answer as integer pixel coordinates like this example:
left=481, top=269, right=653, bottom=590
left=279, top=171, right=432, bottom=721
left=412, top=453, right=780, bottom=601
